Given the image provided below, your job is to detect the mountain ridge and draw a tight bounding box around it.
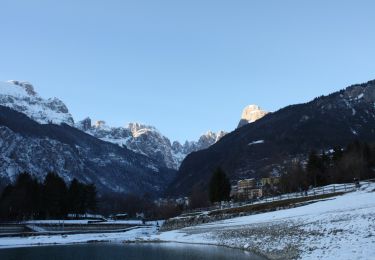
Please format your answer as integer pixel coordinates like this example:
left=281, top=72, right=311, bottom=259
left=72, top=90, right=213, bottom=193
left=76, top=119, right=227, bottom=169
left=0, top=80, right=228, bottom=170
left=166, top=79, right=375, bottom=196
left=0, top=105, right=176, bottom=195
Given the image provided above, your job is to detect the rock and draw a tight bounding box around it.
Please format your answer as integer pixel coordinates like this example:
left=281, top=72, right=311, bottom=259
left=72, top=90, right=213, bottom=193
left=0, top=80, right=74, bottom=125
left=237, top=104, right=268, bottom=128
left=77, top=117, right=92, bottom=131
left=77, top=121, right=227, bottom=169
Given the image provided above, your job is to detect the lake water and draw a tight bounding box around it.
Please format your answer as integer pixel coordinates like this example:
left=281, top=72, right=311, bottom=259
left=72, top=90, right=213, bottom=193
left=0, top=243, right=265, bottom=260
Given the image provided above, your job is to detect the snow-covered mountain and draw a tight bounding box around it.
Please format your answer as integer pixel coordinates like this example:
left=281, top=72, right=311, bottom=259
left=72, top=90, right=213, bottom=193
left=0, top=105, right=175, bottom=195
left=0, top=80, right=74, bottom=126
left=0, top=80, right=178, bottom=194
left=0, top=80, right=226, bottom=173
left=77, top=119, right=226, bottom=169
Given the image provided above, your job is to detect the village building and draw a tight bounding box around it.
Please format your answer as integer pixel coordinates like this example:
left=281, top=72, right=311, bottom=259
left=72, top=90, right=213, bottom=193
left=261, top=177, right=280, bottom=187
left=230, top=185, right=238, bottom=198
left=237, top=178, right=256, bottom=190
left=231, top=176, right=280, bottom=200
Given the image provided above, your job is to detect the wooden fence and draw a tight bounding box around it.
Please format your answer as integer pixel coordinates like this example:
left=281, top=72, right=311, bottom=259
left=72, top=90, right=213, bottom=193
left=182, top=178, right=375, bottom=215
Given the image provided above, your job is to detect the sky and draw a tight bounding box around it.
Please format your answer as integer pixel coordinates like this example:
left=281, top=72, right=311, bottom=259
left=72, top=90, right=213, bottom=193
left=0, top=0, right=374, bottom=142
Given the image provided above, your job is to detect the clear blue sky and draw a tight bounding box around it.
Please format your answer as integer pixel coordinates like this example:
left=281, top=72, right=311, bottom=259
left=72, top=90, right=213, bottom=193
left=0, top=1, right=374, bottom=142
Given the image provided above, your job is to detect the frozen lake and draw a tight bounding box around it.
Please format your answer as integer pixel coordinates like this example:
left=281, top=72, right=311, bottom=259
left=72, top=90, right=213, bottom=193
left=0, top=242, right=265, bottom=260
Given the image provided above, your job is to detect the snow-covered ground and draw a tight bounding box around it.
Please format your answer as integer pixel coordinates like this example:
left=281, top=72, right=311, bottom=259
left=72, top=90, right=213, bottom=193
left=0, top=226, right=157, bottom=249
left=153, top=184, right=375, bottom=259
left=0, top=185, right=374, bottom=259
left=23, top=220, right=155, bottom=225
left=23, top=219, right=145, bottom=225
left=23, top=220, right=95, bottom=225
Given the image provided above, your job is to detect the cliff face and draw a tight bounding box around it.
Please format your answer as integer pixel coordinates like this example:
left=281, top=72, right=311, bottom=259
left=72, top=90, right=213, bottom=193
left=237, top=104, right=268, bottom=128
left=77, top=120, right=227, bottom=170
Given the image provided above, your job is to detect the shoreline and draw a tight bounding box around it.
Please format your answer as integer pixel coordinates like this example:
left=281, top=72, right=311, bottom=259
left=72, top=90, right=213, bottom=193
left=0, top=239, right=269, bottom=259
left=0, top=187, right=374, bottom=259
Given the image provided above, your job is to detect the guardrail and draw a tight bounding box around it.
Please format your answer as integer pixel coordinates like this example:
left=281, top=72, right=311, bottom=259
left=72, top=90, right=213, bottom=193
left=182, top=178, right=375, bottom=215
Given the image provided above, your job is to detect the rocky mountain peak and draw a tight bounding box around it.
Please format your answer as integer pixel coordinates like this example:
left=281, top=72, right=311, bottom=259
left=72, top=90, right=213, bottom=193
left=0, top=81, right=230, bottom=171
left=237, top=104, right=268, bottom=128
left=200, top=130, right=226, bottom=143
left=127, top=122, right=157, bottom=136
left=8, top=80, right=37, bottom=96
left=215, top=130, right=227, bottom=141
left=77, top=118, right=227, bottom=169
left=0, top=80, right=74, bottom=126
left=94, top=120, right=106, bottom=128
left=77, top=117, right=92, bottom=131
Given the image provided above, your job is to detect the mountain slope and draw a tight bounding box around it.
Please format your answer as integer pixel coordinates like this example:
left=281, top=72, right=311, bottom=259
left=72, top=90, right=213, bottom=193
left=0, top=81, right=74, bottom=125
left=167, top=79, right=375, bottom=196
left=77, top=119, right=226, bottom=169
left=0, top=105, right=175, bottom=195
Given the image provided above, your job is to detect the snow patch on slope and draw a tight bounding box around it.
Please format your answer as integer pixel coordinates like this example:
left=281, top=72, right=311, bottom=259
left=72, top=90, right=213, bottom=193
left=248, top=140, right=264, bottom=146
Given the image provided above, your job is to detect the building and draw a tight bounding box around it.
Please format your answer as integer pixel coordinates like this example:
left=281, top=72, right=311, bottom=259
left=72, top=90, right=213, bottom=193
left=230, top=185, right=238, bottom=198
left=261, top=177, right=280, bottom=187
left=248, top=188, right=263, bottom=198
left=237, top=178, right=256, bottom=190
left=232, top=178, right=263, bottom=200
left=175, top=197, right=190, bottom=207
left=231, top=177, right=279, bottom=200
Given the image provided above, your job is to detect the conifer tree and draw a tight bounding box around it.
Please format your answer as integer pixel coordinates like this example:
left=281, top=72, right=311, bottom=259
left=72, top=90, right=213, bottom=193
left=209, top=167, right=231, bottom=203
left=42, top=172, right=68, bottom=218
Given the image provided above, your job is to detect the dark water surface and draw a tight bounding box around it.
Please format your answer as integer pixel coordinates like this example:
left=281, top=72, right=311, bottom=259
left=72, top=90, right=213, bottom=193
left=0, top=243, right=265, bottom=260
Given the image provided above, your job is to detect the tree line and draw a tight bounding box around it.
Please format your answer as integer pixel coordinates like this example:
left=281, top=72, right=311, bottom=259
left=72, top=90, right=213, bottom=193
left=98, top=193, right=184, bottom=220
left=279, top=141, right=375, bottom=193
left=189, top=141, right=375, bottom=209
left=0, top=172, right=97, bottom=220
left=208, top=167, right=231, bottom=203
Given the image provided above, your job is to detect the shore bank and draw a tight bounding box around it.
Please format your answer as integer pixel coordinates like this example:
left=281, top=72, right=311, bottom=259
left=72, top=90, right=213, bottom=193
left=0, top=185, right=374, bottom=259
left=151, top=184, right=375, bottom=259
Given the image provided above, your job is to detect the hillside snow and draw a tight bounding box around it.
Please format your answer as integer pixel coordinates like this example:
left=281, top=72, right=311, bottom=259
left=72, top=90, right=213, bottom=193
left=156, top=184, right=375, bottom=259
left=0, top=184, right=374, bottom=259
left=0, top=81, right=74, bottom=125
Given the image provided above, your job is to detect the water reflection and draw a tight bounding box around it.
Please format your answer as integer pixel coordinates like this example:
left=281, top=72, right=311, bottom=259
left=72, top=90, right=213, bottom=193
left=0, top=243, right=265, bottom=260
